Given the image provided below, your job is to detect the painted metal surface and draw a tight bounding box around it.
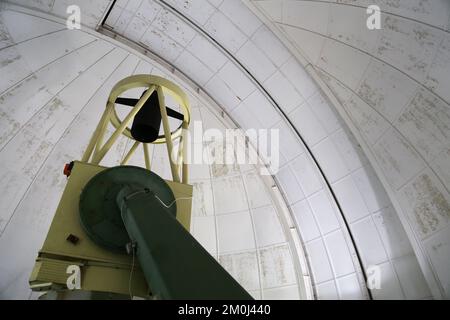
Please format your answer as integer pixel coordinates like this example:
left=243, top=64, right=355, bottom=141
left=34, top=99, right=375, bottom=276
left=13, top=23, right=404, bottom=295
left=30, top=161, right=150, bottom=297
left=249, top=0, right=449, bottom=299
left=79, top=166, right=178, bottom=252
left=29, top=161, right=193, bottom=297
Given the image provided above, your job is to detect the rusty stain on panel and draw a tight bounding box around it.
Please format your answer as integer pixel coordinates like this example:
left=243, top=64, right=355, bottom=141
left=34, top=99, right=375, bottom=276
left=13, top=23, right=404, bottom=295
left=192, top=180, right=213, bottom=217
left=219, top=251, right=260, bottom=292
left=373, top=128, right=425, bottom=189
left=0, top=49, right=21, bottom=68
left=397, top=88, right=450, bottom=161
left=343, top=94, right=390, bottom=144
left=403, top=173, right=450, bottom=238
left=259, top=244, right=297, bottom=289
left=377, top=16, right=441, bottom=82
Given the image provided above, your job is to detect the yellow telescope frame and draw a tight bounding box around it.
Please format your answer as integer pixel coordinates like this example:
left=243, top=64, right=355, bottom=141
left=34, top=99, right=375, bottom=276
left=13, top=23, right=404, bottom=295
left=81, top=74, right=191, bottom=184
left=29, top=75, right=193, bottom=298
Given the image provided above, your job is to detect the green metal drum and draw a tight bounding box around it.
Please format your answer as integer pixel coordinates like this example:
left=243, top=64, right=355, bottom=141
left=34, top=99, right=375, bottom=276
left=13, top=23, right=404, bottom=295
left=79, top=166, right=176, bottom=253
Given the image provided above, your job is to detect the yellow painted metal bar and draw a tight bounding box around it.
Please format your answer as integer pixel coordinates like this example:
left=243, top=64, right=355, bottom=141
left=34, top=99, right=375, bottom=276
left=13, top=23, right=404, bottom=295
left=82, top=104, right=112, bottom=162
left=175, top=132, right=186, bottom=181
left=121, top=141, right=140, bottom=165
left=92, top=86, right=155, bottom=164
left=182, top=162, right=189, bottom=184
left=177, top=141, right=183, bottom=175
left=143, top=143, right=151, bottom=170
left=93, top=116, right=110, bottom=159
left=157, top=86, right=180, bottom=182
left=181, top=122, right=189, bottom=184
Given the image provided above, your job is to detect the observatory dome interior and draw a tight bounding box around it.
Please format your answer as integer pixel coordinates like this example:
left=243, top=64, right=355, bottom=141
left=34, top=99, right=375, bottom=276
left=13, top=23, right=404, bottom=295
left=0, top=0, right=449, bottom=300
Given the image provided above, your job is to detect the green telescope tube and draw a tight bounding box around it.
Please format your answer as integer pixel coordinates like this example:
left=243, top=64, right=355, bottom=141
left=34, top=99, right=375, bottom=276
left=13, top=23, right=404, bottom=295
left=116, top=186, right=253, bottom=300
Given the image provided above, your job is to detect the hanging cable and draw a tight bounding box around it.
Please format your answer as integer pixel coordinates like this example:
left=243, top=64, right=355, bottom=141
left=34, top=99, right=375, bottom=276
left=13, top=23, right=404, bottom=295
left=154, top=195, right=192, bottom=209
left=126, top=240, right=136, bottom=300
left=120, top=188, right=192, bottom=209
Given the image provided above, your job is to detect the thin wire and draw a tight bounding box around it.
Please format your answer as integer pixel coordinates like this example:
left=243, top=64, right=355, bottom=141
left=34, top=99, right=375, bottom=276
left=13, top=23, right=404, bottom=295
left=129, top=243, right=135, bottom=300
left=154, top=195, right=193, bottom=209
left=121, top=194, right=138, bottom=301
left=120, top=188, right=192, bottom=209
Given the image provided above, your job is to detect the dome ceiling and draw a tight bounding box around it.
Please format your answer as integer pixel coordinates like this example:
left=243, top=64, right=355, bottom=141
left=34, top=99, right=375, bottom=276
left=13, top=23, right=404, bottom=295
left=249, top=0, right=450, bottom=299
left=0, top=0, right=448, bottom=300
